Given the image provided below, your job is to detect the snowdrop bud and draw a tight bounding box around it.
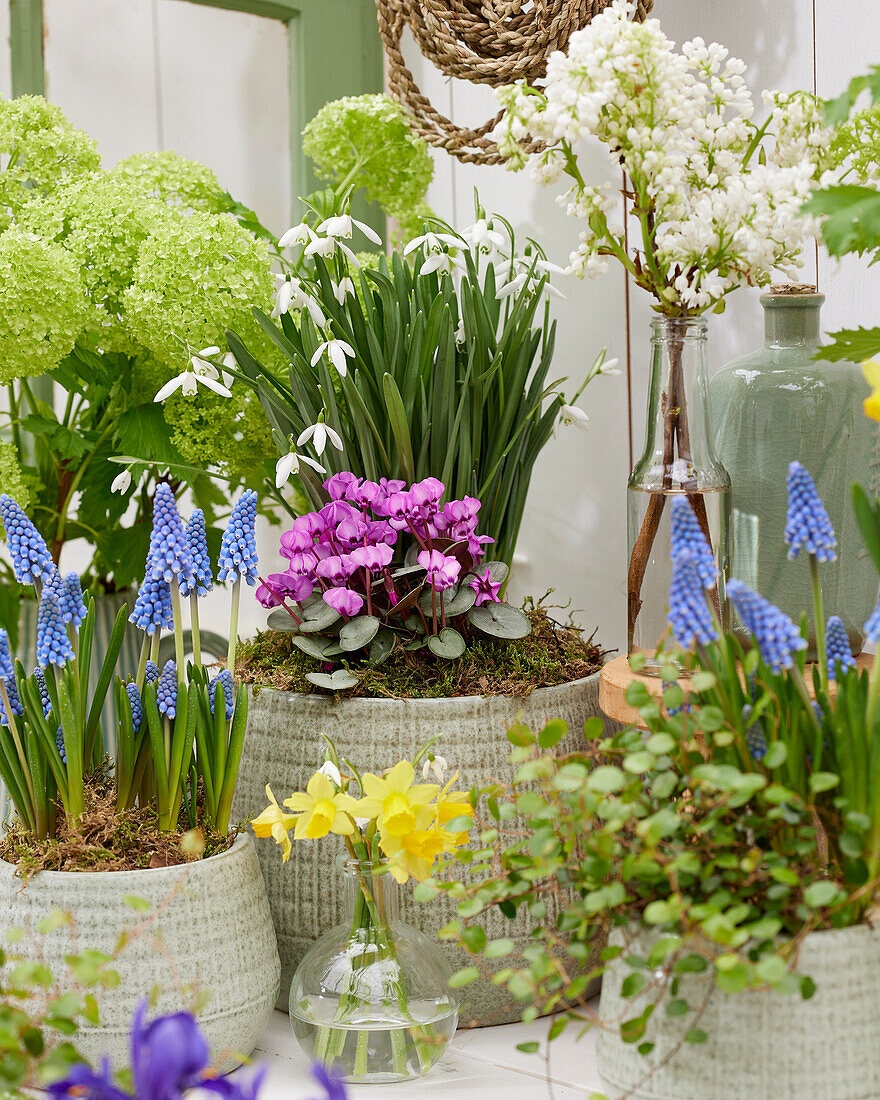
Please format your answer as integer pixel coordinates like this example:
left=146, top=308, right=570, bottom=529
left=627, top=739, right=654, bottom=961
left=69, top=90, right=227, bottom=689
left=319, top=760, right=342, bottom=786
left=111, top=468, right=132, bottom=494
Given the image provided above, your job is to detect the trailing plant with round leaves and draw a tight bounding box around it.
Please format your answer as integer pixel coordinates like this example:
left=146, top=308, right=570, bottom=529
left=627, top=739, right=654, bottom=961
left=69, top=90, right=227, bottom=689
left=255, top=472, right=530, bottom=691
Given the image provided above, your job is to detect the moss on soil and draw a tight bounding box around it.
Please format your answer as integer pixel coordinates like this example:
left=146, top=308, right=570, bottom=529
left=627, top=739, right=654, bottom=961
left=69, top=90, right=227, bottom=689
left=236, top=600, right=608, bottom=699
left=0, top=780, right=236, bottom=875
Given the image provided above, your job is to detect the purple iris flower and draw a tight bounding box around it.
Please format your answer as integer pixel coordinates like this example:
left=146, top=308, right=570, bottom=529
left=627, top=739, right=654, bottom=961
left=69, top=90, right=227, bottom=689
left=306, top=1063, right=349, bottom=1100
left=324, top=472, right=362, bottom=501
left=468, top=568, right=502, bottom=605
left=419, top=549, right=461, bottom=591
left=323, top=587, right=365, bottom=616
left=201, top=1068, right=269, bottom=1100
left=349, top=543, right=394, bottom=571
left=47, top=1056, right=130, bottom=1100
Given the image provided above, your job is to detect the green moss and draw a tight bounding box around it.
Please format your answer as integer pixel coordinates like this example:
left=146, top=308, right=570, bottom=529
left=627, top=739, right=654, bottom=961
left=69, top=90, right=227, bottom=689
left=237, top=602, right=606, bottom=699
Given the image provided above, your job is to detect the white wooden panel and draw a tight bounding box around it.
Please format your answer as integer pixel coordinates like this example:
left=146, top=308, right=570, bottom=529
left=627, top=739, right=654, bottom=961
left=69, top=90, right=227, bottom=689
left=44, top=0, right=160, bottom=164
left=815, top=0, right=880, bottom=339
left=0, top=2, right=11, bottom=99
left=155, top=0, right=290, bottom=236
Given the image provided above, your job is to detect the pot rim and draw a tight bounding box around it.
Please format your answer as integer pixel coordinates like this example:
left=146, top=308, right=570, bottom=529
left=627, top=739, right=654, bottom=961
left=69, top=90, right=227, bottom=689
left=246, top=668, right=602, bottom=708
left=619, top=916, right=880, bottom=951
left=0, top=831, right=250, bottom=881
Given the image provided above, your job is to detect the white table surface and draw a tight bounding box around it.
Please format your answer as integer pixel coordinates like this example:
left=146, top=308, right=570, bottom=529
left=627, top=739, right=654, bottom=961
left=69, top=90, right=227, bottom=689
left=236, top=1006, right=605, bottom=1099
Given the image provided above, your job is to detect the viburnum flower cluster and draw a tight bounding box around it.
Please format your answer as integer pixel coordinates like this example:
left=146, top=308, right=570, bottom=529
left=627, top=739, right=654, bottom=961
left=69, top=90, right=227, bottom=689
left=493, top=0, right=833, bottom=313
left=257, top=472, right=531, bottom=687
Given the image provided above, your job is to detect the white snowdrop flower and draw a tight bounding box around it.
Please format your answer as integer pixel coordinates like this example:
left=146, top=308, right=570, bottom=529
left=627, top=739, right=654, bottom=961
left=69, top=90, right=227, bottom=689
left=297, top=420, right=343, bottom=457
left=496, top=271, right=528, bottom=299
left=332, top=277, right=356, bottom=304
left=305, top=234, right=363, bottom=269
left=454, top=318, right=466, bottom=346
left=404, top=231, right=462, bottom=256
left=318, top=213, right=382, bottom=246
left=599, top=357, right=621, bottom=376
left=318, top=760, right=343, bottom=786
left=561, top=405, right=590, bottom=430
left=422, top=755, right=448, bottom=782
left=311, top=339, right=356, bottom=377
left=275, top=451, right=326, bottom=489
left=461, top=219, right=506, bottom=258
left=154, top=348, right=232, bottom=402
left=279, top=223, right=315, bottom=248
left=111, top=468, right=132, bottom=494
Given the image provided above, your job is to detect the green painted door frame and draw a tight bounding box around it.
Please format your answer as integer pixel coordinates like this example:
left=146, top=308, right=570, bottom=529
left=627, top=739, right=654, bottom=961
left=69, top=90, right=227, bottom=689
left=7, top=0, right=384, bottom=221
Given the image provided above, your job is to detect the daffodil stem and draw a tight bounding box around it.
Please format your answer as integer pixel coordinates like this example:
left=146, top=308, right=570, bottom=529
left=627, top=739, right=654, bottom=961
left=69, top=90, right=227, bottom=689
left=227, top=577, right=241, bottom=675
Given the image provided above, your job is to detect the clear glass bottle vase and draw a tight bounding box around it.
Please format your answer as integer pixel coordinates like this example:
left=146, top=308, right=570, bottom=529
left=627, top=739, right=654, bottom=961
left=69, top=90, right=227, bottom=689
left=288, top=858, right=458, bottom=1083
left=627, top=317, right=730, bottom=673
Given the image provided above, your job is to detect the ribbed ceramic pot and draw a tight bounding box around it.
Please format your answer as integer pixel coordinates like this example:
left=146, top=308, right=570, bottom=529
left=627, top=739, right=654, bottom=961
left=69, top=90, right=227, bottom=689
left=231, top=674, right=614, bottom=1026
left=0, top=835, right=280, bottom=1071
left=597, top=923, right=880, bottom=1100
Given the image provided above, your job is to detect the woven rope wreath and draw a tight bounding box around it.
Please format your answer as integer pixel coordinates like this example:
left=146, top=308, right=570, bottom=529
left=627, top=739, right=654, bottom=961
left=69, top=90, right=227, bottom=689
left=376, top=0, right=655, bottom=164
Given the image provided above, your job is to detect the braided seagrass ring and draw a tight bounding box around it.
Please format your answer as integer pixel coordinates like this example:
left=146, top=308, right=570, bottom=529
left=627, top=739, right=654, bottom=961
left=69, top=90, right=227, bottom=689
left=375, top=0, right=655, bottom=164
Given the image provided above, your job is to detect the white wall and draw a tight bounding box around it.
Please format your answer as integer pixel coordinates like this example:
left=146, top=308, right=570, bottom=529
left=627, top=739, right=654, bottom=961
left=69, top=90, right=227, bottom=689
left=2, top=1, right=880, bottom=655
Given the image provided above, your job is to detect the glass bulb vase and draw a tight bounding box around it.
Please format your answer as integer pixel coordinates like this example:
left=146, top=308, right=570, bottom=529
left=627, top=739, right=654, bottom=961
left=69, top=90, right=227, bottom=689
left=288, top=858, right=458, bottom=1083
left=627, top=317, right=730, bottom=674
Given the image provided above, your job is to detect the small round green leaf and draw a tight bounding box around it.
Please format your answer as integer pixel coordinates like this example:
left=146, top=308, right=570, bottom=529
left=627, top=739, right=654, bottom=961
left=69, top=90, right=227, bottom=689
left=427, top=627, right=466, bottom=659
left=467, top=602, right=531, bottom=639
left=339, top=615, right=380, bottom=652
left=305, top=670, right=360, bottom=692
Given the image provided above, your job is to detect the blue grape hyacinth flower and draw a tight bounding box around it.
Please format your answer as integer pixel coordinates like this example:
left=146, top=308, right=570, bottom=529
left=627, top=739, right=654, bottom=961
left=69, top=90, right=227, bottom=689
left=179, top=509, right=213, bottom=598
left=0, top=494, right=54, bottom=585
left=156, top=660, right=178, bottom=719
left=865, top=600, right=880, bottom=646
left=670, top=496, right=717, bottom=588
left=0, top=676, right=23, bottom=726
left=34, top=667, right=52, bottom=717
left=727, top=579, right=807, bottom=673
left=145, top=660, right=161, bottom=685
left=784, top=461, right=837, bottom=562
left=126, top=682, right=143, bottom=733
left=61, top=572, right=87, bottom=628
left=825, top=615, right=856, bottom=680
left=36, top=592, right=75, bottom=669
left=130, top=549, right=174, bottom=636
left=217, top=491, right=259, bottom=586
left=668, top=553, right=718, bottom=648
left=209, top=669, right=235, bottom=719
left=55, top=725, right=66, bottom=764
left=0, top=630, right=13, bottom=681
left=149, top=483, right=195, bottom=589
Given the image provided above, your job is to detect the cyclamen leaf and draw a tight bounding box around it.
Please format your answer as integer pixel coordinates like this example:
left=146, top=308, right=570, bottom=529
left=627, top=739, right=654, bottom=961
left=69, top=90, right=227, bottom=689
left=467, top=602, right=531, bottom=639
left=305, top=670, right=360, bottom=692
left=427, top=627, right=466, bottom=659
left=338, top=615, right=380, bottom=652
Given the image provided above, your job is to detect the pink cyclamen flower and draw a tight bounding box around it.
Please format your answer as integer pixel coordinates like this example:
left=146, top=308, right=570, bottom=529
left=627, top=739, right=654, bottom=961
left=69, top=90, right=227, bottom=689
left=418, top=549, right=461, bottom=591
left=349, top=544, right=394, bottom=571
left=335, top=514, right=369, bottom=547
left=365, top=519, right=397, bottom=546
left=267, top=571, right=315, bottom=602
left=410, top=477, right=445, bottom=511
left=468, top=568, right=502, bottom=606
left=466, top=532, right=495, bottom=563
left=434, top=496, right=480, bottom=532
left=316, top=554, right=358, bottom=584
left=284, top=549, right=318, bottom=576
left=319, top=500, right=358, bottom=527
left=255, top=583, right=280, bottom=609
left=324, top=472, right=361, bottom=501
left=280, top=527, right=313, bottom=555
left=323, top=587, right=365, bottom=616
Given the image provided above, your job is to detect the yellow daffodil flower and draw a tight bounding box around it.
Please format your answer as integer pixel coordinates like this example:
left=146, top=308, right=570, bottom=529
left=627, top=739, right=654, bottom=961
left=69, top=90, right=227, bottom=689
left=379, top=807, right=449, bottom=883
left=435, top=774, right=474, bottom=848
left=284, top=771, right=360, bottom=839
left=862, top=361, right=880, bottom=422
left=251, top=784, right=299, bottom=862
left=355, top=760, right=439, bottom=836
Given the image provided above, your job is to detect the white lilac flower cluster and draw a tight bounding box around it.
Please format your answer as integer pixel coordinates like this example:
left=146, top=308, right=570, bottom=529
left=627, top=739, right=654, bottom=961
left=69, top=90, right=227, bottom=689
left=493, top=0, right=834, bottom=312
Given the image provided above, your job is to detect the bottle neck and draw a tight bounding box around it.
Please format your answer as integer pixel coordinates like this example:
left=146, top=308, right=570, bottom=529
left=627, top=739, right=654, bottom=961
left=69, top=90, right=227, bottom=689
left=343, top=858, right=397, bottom=928
left=762, top=294, right=824, bottom=347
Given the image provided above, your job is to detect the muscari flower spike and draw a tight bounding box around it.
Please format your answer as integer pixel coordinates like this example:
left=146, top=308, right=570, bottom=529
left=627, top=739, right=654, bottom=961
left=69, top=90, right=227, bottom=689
left=0, top=677, right=23, bottom=726
left=0, top=494, right=54, bottom=585
left=150, top=484, right=195, bottom=589
left=667, top=553, right=718, bottom=648
left=825, top=615, right=856, bottom=681
left=727, top=579, right=807, bottom=674
left=156, top=660, right=178, bottom=719
left=33, top=667, right=51, bottom=717
left=55, top=725, right=66, bottom=764
left=217, top=491, right=259, bottom=586
left=145, top=660, right=161, bottom=685
left=0, top=630, right=13, bottom=681
left=130, top=548, right=174, bottom=636
left=670, top=495, right=717, bottom=588
left=745, top=724, right=768, bottom=762
left=209, top=669, right=235, bottom=719
left=61, top=572, right=87, bottom=628
left=36, top=592, right=75, bottom=669
left=865, top=600, right=880, bottom=646
left=784, top=461, right=837, bottom=562
left=126, top=681, right=143, bottom=733
left=179, top=509, right=213, bottom=598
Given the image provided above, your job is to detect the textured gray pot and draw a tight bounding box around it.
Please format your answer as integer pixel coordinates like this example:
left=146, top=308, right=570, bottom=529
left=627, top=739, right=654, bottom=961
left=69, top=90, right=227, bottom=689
left=231, top=673, right=613, bottom=1026
left=0, top=834, right=280, bottom=1072
left=598, top=923, right=880, bottom=1100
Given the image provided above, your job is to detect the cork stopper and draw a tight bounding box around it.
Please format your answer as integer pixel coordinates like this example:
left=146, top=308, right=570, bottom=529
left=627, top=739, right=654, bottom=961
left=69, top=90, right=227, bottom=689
left=768, top=282, right=818, bottom=295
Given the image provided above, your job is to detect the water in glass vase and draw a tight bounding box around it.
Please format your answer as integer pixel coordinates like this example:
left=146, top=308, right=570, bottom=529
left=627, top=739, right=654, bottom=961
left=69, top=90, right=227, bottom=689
left=291, top=997, right=458, bottom=1082
left=628, top=485, right=728, bottom=674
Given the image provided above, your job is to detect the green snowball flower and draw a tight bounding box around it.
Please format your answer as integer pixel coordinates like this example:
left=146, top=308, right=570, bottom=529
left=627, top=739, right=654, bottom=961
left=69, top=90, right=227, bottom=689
left=0, top=95, right=100, bottom=230
left=303, top=94, right=433, bottom=238
left=0, top=440, right=29, bottom=512
left=109, top=151, right=233, bottom=213
left=0, top=228, right=90, bottom=382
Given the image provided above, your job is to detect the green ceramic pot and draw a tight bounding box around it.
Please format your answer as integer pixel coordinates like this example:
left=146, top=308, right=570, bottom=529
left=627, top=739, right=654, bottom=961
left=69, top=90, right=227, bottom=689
left=710, top=287, right=879, bottom=654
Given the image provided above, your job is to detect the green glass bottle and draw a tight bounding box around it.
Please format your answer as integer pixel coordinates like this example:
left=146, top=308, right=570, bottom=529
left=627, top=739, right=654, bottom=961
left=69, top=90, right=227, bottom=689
left=710, top=285, right=879, bottom=654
